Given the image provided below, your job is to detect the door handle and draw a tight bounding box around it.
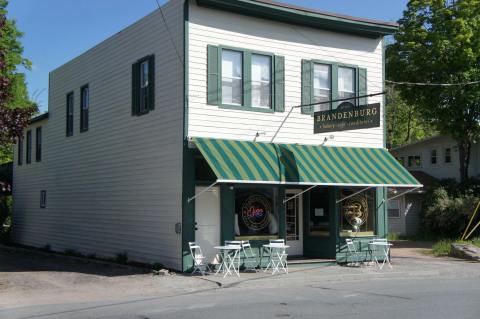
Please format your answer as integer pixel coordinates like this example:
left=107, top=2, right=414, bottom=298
left=195, top=227, right=198, bottom=231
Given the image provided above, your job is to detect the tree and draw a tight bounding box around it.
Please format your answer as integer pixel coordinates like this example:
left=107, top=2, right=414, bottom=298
left=0, top=0, right=37, bottom=164
left=386, top=87, right=436, bottom=149
left=387, top=0, right=480, bottom=182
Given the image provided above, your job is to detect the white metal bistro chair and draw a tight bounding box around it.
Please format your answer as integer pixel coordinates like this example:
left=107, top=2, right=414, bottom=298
left=345, top=238, right=362, bottom=266
left=241, top=240, right=258, bottom=271
left=188, top=242, right=211, bottom=276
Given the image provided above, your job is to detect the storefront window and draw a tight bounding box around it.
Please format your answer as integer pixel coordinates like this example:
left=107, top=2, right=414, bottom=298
left=308, top=188, right=330, bottom=236
left=339, top=188, right=376, bottom=237
left=234, top=187, right=279, bottom=240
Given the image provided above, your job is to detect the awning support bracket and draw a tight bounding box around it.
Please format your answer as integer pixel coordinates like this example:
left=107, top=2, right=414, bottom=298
left=384, top=186, right=422, bottom=202
left=283, top=185, right=318, bottom=204
left=336, top=186, right=374, bottom=204
left=187, top=181, right=218, bottom=203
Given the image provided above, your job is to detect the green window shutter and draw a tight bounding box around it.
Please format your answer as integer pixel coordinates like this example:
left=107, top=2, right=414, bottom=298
left=207, top=45, right=219, bottom=105
left=301, top=60, right=312, bottom=114
left=274, top=55, right=285, bottom=112
left=131, top=61, right=140, bottom=116
left=148, top=55, right=155, bottom=111
left=358, top=67, right=367, bottom=106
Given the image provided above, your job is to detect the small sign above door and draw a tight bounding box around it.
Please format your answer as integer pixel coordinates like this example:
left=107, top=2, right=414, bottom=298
left=314, top=102, right=380, bottom=134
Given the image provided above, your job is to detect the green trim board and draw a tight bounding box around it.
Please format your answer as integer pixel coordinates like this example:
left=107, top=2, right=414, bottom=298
left=196, top=0, right=398, bottom=38
left=182, top=0, right=194, bottom=272
left=192, top=137, right=422, bottom=187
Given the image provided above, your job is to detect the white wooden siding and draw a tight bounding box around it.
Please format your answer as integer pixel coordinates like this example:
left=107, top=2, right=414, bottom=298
left=12, top=0, right=185, bottom=270
left=390, top=135, right=480, bottom=181
left=187, top=3, right=385, bottom=148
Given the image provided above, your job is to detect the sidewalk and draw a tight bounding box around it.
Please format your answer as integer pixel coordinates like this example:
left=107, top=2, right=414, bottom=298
left=1, top=242, right=479, bottom=310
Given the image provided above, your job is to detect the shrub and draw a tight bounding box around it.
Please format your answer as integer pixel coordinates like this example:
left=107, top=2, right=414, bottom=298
left=423, top=185, right=479, bottom=238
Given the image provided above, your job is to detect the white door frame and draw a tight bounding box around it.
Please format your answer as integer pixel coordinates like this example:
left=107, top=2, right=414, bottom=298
left=285, top=189, right=303, bottom=256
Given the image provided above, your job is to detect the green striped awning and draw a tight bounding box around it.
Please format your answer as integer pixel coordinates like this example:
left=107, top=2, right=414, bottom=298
left=193, top=137, right=421, bottom=187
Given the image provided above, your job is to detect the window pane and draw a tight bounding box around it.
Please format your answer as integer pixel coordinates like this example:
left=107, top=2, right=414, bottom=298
left=140, top=61, right=149, bottom=88
left=82, top=87, right=89, bottom=110
left=234, top=187, right=278, bottom=240
left=340, top=188, right=376, bottom=236
left=251, top=54, right=271, bottom=108
left=222, top=50, right=243, bottom=105
left=338, top=67, right=355, bottom=105
left=313, top=64, right=331, bottom=112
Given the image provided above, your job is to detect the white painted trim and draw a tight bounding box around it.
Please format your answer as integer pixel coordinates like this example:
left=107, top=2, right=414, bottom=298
left=217, top=179, right=422, bottom=188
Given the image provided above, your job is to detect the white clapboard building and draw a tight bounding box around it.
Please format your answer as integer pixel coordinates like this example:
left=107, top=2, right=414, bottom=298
left=12, top=0, right=420, bottom=271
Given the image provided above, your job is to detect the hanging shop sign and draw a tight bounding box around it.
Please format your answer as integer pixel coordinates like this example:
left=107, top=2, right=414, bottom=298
left=314, top=102, right=380, bottom=134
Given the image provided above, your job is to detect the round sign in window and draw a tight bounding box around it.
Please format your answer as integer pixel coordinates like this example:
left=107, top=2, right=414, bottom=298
left=240, top=194, right=272, bottom=231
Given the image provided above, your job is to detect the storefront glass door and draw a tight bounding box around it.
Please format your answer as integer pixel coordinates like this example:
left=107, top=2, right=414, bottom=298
left=285, top=190, right=303, bottom=256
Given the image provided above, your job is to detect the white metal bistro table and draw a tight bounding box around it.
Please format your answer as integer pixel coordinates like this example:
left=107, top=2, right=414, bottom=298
left=214, top=245, right=241, bottom=277
left=262, top=244, right=289, bottom=275
left=369, top=241, right=393, bottom=270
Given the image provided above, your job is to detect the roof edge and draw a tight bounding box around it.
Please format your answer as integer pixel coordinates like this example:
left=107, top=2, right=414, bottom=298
left=29, top=112, right=49, bottom=124
left=195, top=0, right=398, bottom=38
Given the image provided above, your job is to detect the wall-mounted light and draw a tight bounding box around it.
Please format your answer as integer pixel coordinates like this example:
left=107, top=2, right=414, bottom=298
left=254, top=131, right=266, bottom=142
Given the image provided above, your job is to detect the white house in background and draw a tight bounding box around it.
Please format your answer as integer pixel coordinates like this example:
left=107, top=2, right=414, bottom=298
left=390, top=135, right=480, bottom=181
left=387, top=135, right=480, bottom=236
left=12, top=0, right=419, bottom=271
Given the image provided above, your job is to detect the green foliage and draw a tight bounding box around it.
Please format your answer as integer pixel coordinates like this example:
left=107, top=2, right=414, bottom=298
left=431, top=239, right=454, bottom=256
left=0, top=195, right=11, bottom=241
left=423, top=183, right=479, bottom=238
left=386, top=88, right=436, bottom=148
left=387, top=0, right=480, bottom=181
left=0, top=0, right=37, bottom=152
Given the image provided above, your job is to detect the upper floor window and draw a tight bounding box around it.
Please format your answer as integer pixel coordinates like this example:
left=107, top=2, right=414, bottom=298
left=251, top=54, right=272, bottom=109
left=313, top=64, right=331, bottom=112
left=26, top=130, right=32, bottom=164
left=80, top=85, right=89, bottom=132
left=445, top=148, right=452, bottom=163
left=338, top=67, right=356, bottom=106
left=132, top=55, right=155, bottom=116
left=301, top=60, right=366, bottom=114
left=36, top=127, right=42, bottom=162
left=207, top=45, right=285, bottom=113
left=221, top=50, right=243, bottom=106
left=408, top=155, right=421, bottom=168
left=66, top=92, right=74, bottom=137
left=17, top=137, right=23, bottom=166
left=430, top=149, right=437, bottom=165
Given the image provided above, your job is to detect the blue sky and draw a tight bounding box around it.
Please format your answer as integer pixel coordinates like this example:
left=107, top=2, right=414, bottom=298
left=8, top=0, right=409, bottom=113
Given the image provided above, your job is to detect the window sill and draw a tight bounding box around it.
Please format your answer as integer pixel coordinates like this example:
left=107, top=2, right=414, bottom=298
left=219, top=104, right=275, bottom=114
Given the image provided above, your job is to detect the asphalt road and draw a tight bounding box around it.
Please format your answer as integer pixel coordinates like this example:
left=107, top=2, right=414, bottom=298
left=3, top=273, right=479, bottom=319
